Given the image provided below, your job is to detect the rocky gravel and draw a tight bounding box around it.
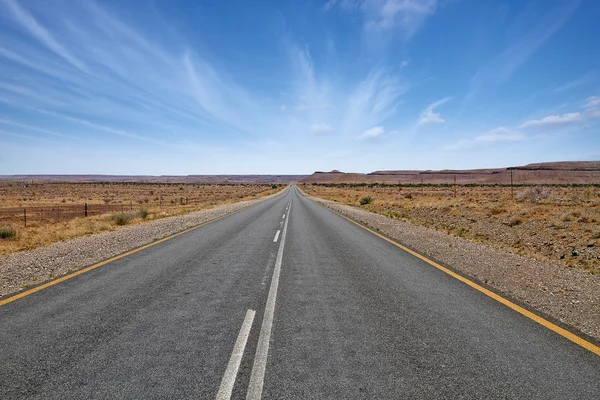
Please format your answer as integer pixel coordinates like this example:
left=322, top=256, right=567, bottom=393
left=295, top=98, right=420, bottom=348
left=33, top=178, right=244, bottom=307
left=0, top=194, right=278, bottom=297
left=309, top=195, right=600, bottom=342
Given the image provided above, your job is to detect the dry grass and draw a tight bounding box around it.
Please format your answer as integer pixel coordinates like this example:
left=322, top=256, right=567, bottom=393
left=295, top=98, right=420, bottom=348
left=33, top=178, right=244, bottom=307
left=302, top=183, right=600, bottom=274
left=0, top=181, right=283, bottom=255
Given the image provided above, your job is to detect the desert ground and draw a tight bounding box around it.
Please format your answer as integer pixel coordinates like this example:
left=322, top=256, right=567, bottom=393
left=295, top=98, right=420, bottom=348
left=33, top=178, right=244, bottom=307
left=301, top=183, right=600, bottom=274
left=0, top=181, right=282, bottom=255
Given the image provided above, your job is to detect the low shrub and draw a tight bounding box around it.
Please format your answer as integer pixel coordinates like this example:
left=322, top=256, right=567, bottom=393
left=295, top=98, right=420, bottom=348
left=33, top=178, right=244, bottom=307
left=507, top=216, right=523, bottom=227
left=360, top=196, right=374, bottom=205
left=488, top=206, right=506, bottom=216
left=0, top=226, right=16, bottom=239
left=516, top=186, right=551, bottom=203
left=111, top=213, right=130, bottom=226
left=139, top=208, right=149, bottom=219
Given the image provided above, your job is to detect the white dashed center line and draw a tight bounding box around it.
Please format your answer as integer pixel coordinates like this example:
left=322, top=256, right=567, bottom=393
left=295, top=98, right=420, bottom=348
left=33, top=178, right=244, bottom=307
left=216, top=309, right=256, bottom=400
left=247, top=201, right=291, bottom=399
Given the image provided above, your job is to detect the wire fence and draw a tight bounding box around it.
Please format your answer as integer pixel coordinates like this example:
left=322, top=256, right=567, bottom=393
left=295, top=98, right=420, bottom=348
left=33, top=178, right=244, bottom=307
left=0, top=193, right=261, bottom=227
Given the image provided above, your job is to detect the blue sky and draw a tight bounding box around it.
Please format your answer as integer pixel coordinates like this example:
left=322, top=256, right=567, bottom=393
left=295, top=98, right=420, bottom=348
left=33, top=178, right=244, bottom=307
left=0, top=0, right=599, bottom=174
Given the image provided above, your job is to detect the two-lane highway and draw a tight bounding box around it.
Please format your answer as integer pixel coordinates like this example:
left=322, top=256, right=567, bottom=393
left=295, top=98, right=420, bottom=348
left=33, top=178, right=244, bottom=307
left=1, top=186, right=599, bottom=399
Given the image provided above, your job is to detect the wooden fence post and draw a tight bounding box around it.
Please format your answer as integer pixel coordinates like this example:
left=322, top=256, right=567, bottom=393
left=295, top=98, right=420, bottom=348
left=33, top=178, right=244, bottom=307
left=85, top=203, right=88, bottom=217
left=24, top=208, right=27, bottom=227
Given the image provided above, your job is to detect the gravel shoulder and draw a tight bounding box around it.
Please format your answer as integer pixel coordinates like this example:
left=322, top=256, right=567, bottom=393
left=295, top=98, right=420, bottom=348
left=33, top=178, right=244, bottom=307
left=305, top=193, right=600, bottom=342
left=0, top=192, right=281, bottom=298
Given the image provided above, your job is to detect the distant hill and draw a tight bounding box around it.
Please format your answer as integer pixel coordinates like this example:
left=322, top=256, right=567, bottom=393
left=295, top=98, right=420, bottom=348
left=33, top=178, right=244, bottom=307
left=299, top=162, right=600, bottom=184
left=0, top=175, right=307, bottom=184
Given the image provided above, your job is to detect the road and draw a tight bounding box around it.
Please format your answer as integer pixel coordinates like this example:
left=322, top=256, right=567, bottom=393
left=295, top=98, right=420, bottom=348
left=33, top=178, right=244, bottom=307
left=1, top=185, right=599, bottom=399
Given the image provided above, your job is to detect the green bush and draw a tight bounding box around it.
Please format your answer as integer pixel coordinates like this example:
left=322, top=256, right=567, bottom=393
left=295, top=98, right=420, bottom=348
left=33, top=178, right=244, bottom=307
left=111, top=213, right=130, bottom=226
left=138, top=208, right=149, bottom=219
left=359, top=196, right=374, bottom=205
left=0, top=226, right=16, bottom=239
left=271, top=184, right=278, bottom=189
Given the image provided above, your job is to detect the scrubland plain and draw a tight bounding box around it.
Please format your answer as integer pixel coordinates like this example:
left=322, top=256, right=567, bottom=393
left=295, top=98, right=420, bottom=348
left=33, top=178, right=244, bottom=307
left=0, top=181, right=281, bottom=255
left=302, top=183, right=600, bottom=274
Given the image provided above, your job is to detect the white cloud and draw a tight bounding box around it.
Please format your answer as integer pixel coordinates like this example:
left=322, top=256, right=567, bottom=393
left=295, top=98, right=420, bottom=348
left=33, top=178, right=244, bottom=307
left=520, top=112, right=583, bottom=129
left=519, top=96, right=600, bottom=130
left=358, top=126, right=384, bottom=140
left=365, top=0, right=438, bottom=33
left=280, top=104, right=287, bottom=112
left=326, top=0, right=439, bottom=38
left=400, top=59, right=411, bottom=68
left=310, top=123, right=334, bottom=135
left=584, top=108, right=600, bottom=120
left=584, top=96, right=600, bottom=109
left=444, top=127, right=525, bottom=151
left=419, top=109, right=444, bottom=125
left=418, top=97, right=450, bottom=126
left=475, top=127, right=524, bottom=142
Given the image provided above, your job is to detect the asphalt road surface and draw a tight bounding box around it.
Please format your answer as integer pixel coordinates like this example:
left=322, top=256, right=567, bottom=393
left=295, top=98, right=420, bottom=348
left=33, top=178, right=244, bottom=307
left=1, top=186, right=599, bottom=399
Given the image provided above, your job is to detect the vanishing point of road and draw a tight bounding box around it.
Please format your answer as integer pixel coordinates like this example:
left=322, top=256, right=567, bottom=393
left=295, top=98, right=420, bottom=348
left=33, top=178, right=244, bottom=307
left=1, top=186, right=599, bottom=399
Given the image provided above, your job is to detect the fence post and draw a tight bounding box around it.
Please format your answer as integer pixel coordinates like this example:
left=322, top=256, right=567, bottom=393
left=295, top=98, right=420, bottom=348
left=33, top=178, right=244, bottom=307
left=24, top=208, right=27, bottom=227
left=85, top=203, right=88, bottom=217
left=454, top=175, right=457, bottom=198
left=130, top=201, right=132, bottom=211
left=510, top=168, right=514, bottom=199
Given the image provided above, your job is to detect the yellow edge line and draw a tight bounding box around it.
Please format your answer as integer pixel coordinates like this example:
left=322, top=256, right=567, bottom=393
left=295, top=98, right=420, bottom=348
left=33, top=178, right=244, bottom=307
left=0, top=207, right=246, bottom=307
left=319, top=200, right=600, bottom=357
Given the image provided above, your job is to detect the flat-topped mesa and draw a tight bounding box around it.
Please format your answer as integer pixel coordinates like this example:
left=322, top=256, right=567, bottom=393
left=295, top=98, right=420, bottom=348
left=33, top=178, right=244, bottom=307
left=515, top=161, right=600, bottom=171
left=300, top=161, right=600, bottom=184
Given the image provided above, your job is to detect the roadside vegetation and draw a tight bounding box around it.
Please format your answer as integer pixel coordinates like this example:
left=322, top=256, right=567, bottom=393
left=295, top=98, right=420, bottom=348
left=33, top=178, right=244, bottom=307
left=0, top=226, right=16, bottom=240
left=303, top=183, right=600, bottom=274
left=0, top=182, right=284, bottom=255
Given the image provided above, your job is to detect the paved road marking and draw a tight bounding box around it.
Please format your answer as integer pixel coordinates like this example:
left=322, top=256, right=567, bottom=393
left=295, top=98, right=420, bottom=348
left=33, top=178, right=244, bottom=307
left=247, top=202, right=291, bottom=399
left=273, top=230, right=281, bottom=243
left=282, top=213, right=285, bottom=219
left=319, top=202, right=600, bottom=358
left=216, top=309, right=256, bottom=400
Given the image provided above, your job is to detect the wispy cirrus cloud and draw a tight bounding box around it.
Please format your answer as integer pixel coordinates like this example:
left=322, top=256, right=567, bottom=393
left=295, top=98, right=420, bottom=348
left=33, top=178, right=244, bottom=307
left=0, top=0, right=267, bottom=147
left=469, top=0, right=580, bottom=96
left=2, top=0, right=88, bottom=73
left=285, top=40, right=407, bottom=139
left=553, top=72, right=595, bottom=93
left=325, top=0, right=440, bottom=39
